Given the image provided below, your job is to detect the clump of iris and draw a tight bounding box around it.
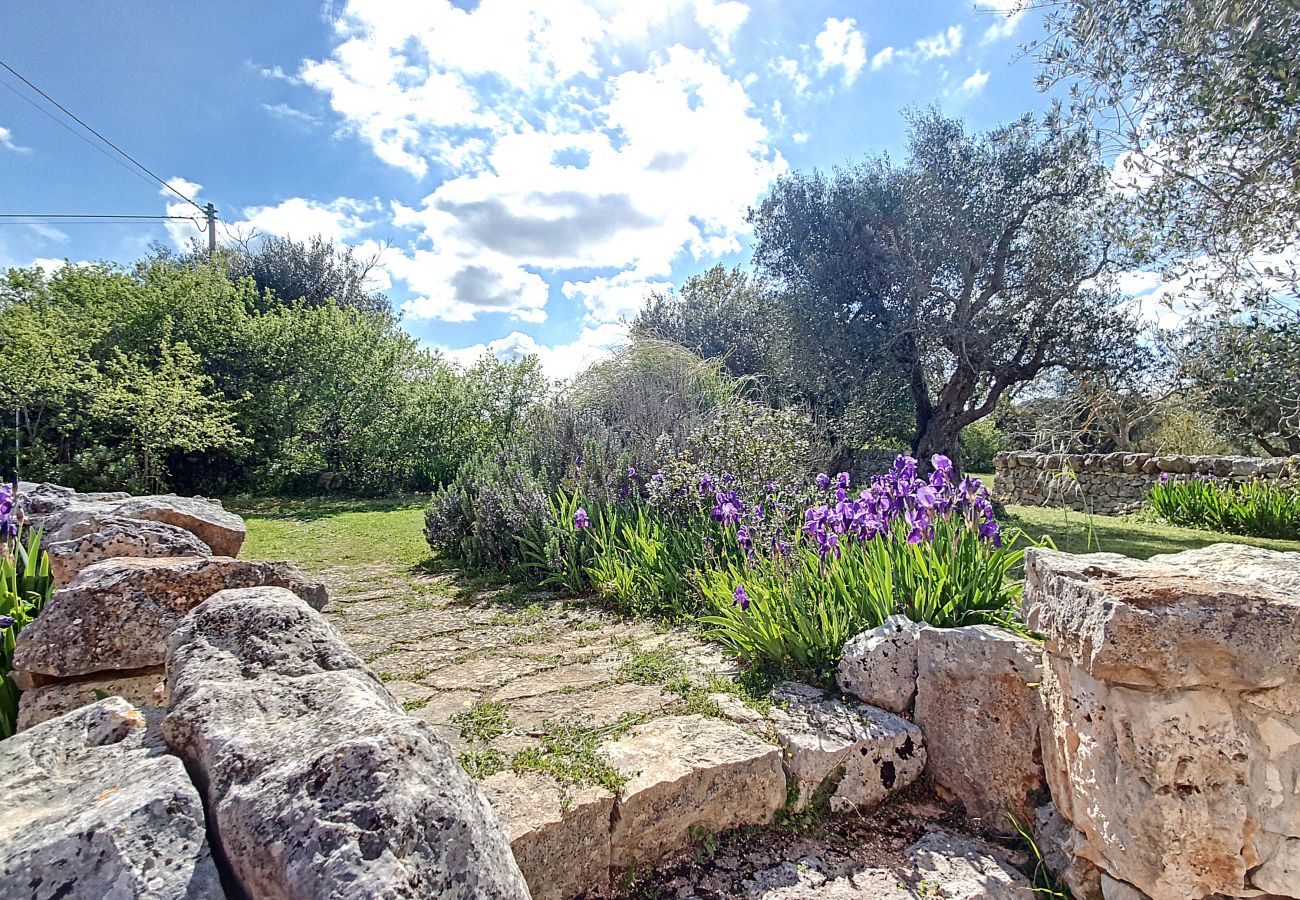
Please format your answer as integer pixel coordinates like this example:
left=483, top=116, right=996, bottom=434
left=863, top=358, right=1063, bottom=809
left=0, top=479, right=19, bottom=541
left=573, top=507, right=590, bottom=530
left=801, top=454, right=1002, bottom=559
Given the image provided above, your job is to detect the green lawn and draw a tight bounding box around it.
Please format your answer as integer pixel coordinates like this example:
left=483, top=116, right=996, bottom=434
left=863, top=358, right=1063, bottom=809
left=230, top=495, right=431, bottom=571
left=1004, top=503, right=1300, bottom=558
left=230, top=492, right=1300, bottom=580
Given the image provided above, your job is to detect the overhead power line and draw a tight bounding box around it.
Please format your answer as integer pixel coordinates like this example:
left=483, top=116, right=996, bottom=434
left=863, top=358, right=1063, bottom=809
left=0, top=58, right=204, bottom=212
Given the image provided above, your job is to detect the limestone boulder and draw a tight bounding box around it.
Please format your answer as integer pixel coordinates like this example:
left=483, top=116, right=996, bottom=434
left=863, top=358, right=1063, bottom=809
left=914, top=625, right=1046, bottom=833
left=768, top=682, right=923, bottom=813
left=1023, top=546, right=1300, bottom=690
left=43, top=515, right=212, bottom=585
left=1149, top=542, right=1300, bottom=596
left=112, top=494, right=246, bottom=557
left=597, top=714, right=786, bottom=873
left=12, top=555, right=327, bottom=686
left=836, top=614, right=928, bottom=714
left=0, top=697, right=221, bottom=899
left=17, top=668, right=165, bottom=731
left=907, top=831, right=1032, bottom=900
left=1033, top=802, right=1102, bottom=900
left=163, top=586, right=529, bottom=899
left=480, top=771, right=614, bottom=900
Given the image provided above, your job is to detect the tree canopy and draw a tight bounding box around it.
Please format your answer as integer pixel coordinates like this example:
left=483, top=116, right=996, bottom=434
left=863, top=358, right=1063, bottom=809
left=748, top=110, right=1131, bottom=471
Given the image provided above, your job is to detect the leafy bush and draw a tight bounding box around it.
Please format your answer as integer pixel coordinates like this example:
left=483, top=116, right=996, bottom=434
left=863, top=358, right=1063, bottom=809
left=424, top=452, right=552, bottom=573
left=1146, top=476, right=1300, bottom=539
left=960, top=418, right=1010, bottom=473
left=2, top=486, right=55, bottom=739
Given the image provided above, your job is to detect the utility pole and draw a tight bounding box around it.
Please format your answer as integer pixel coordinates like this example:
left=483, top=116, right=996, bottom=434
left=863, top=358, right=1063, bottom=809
left=205, top=203, right=218, bottom=257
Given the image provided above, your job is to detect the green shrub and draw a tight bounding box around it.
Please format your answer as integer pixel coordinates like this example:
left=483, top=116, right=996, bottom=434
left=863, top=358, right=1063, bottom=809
left=1146, top=477, right=1300, bottom=539
left=424, top=452, right=551, bottom=573
left=960, top=418, right=1010, bottom=473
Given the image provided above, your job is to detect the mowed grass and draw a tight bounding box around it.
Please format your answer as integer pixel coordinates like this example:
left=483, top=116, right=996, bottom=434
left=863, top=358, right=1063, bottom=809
left=1004, top=503, right=1300, bottom=559
left=230, top=495, right=431, bottom=571
left=230, top=489, right=1300, bottom=583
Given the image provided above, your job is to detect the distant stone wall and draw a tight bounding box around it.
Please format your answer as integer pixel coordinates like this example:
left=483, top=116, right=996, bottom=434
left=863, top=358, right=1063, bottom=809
left=993, top=451, right=1298, bottom=516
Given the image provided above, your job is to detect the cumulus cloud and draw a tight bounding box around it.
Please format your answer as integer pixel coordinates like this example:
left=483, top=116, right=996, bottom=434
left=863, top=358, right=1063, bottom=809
left=239, top=196, right=375, bottom=244
left=815, top=17, right=867, bottom=85
left=694, top=0, right=749, bottom=53
left=959, top=69, right=990, bottom=95
left=445, top=321, right=628, bottom=380
left=914, top=25, right=963, bottom=60
left=0, top=126, right=30, bottom=153
left=300, top=3, right=784, bottom=325
left=980, top=0, right=1027, bottom=43
left=773, top=56, right=810, bottom=94
left=870, top=47, right=895, bottom=70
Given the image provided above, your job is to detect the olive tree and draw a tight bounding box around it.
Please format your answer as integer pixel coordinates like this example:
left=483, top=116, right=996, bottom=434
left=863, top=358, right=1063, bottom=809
left=1034, top=0, right=1300, bottom=306
left=749, top=110, right=1131, bottom=472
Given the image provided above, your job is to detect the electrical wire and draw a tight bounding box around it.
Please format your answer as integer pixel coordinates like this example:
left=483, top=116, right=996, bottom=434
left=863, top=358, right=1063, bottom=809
left=0, top=58, right=204, bottom=211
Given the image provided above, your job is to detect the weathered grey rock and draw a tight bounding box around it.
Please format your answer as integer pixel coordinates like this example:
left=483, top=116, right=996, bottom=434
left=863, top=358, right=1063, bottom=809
left=1100, top=875, right=1150, bottom=900
left=1033, top=802, right=1102, bottom=900
left=16, top=667, right=165, bottom=731
left=12, top=555, right=327, bottom=686
left=1149, top=542, right=1300, bottom=596
left=163, top=586, right=529, bottom=899
left=480, top=771, right=613, bottom=900
left=768, top=682, right=923, bottom=813
left=113, top=494, right=246, bottom=556
left=1024, top=546, right=1300, bottom=690
left=0, top=697, right=221, bottom=899
left=43, top=516, right=212, bottom=584
left=836, top=614, right=928, bottom=714
left=1252, top=831, right=1300, bottom=896
left=907, top=831, right=1032, bottom=900
left=598, top=714, right=786, bottom=873
left=914, top=625, right=1045, bottom=833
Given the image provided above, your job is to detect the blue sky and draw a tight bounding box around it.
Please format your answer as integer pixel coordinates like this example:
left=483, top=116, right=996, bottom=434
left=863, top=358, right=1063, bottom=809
left=1, top=0, right=1060, bottom=376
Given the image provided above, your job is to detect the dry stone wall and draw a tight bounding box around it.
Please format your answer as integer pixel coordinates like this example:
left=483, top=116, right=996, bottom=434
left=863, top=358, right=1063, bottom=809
left=993, top=450, right=1299, bottom=515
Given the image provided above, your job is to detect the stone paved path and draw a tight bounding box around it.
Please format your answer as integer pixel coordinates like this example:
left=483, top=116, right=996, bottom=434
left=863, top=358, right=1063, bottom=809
left=315, top=561, right=746, bottom=767
left=308, top=558, right=1025, bottom=900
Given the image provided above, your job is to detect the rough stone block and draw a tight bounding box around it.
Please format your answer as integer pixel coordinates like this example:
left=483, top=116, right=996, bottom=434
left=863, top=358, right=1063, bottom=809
left=1024, top=546, right=1300, bottom=690
left=17, top=668, right=165, bottom=731
left=907, top=831, right=1032, bottom=899
left=43, top=516, right=212, bottom=585
left=112, top=494, right=246, bottom=556
left=0, top=697, right=220, bottom=899
left=768, top=682, right=923, bottom=813
left=836, top=614, right=928, bottom=714
left=914, top=625, right=1046, bottom=833
left=13, top=555, right=327, bottom=686
left=163, top=586, right=529, bottom=899
left=598, top=714, right=785, bottom=873
left=480, top=772, right=614, bottom=900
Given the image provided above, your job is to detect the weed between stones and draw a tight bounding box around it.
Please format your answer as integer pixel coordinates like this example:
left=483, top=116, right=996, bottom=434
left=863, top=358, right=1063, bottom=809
left=452, top=700, right=511, bottom=743
left=509, top=714, right=650, bottom=800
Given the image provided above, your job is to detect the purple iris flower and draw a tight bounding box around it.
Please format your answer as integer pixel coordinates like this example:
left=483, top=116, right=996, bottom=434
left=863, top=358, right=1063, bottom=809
left=651, top=471, right=666, bottom=484
left=0, top=614, right=13, bottom=631
left=736, top=526, right=754, bottom=556
left=712, top=491, right=745, bottom=526
left=573, top=508, right=590, bottom=529
left=700, top=474, right=715, bottom=494
left=732, top=585, right=750, bottom=611
left=627, top=466, right=637, bottom=479
left=915, top=484, right=940, bottom=509
left=836, top=472, right=851, bottom=490
left=1159, top=472, right=1170, bottom=484
left=721, top=472, right=735, bottom=484
left=764, top=481, right=777, bottom=493
left=816, top=473, right=831, bottom=490
left=979, top=519, right=1002, bottom=548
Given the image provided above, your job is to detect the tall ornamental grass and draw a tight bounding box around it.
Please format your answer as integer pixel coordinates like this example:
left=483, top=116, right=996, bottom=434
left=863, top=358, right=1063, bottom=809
left=1, top=483, right=56, bottom=739
left=1146, top=476, right=1300, bottom=539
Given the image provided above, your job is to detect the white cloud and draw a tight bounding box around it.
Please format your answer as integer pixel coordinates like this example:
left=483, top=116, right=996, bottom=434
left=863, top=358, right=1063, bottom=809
left=0, top=126, right=30, bottom=153
left=959, top=69, right=990, bottom=95
left=773, top=57, right=810, bottom=94
left=815, top=17, right=867, bottom=86
left=694, top=0, right=749, bottom=53
left=446, top=321, right=628, bottom=380
left=239, top=196, right=374, bottom=244
left=298, top=2, right=783, bottom=327
left=870, top=47, right=895, bottom=70
left=562, top=272, right=673, bottom=323
left=29, top=257, right=69, bottom=276
left=261, top=103, right=320, bottom=125
left=913, top=25, right=963, bottom=60
left=792, top=132, right=809, bottom=144
left=981, top=0, right=1026, bottom=43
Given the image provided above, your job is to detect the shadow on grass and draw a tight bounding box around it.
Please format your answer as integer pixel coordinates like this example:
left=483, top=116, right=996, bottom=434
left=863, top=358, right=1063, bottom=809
left=228, top=493, right=427, bottom=521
